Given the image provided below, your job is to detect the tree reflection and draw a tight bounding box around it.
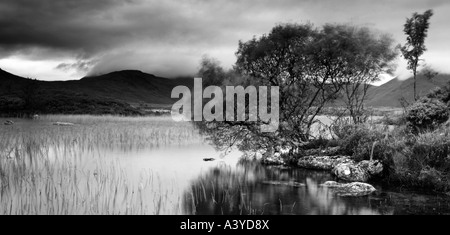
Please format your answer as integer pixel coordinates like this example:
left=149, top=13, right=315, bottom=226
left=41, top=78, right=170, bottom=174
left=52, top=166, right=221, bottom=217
left=183, top=159, right=389, bottom=215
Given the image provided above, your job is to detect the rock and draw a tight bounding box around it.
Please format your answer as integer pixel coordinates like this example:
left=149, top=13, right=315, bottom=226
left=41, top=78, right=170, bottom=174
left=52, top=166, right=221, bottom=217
left=333, top=160, right=384, bottom=182
left=53, top=122, right=75, bottom=126
left=3, top=120, right=14, bottom=125
left=359, top=160, right=384, bottom=176
left=333, top=163, right=370, bottom=182
left=297, top=155, right=353, bottom=171
left=303, top=147, right=342, bottom=157
left=321, top=181, right=376, bottom=197
left=261, top=155, right=286, bottom=165
left=262, top=181, right=306, bottom=188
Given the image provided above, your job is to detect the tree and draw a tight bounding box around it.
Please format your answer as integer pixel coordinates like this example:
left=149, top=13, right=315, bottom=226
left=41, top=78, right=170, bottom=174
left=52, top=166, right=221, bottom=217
left=196, top=23, right=397, bottom=155
left=400, top=9, right=434, bottom=101
left=334, top=25, right=397, bottom=124
left=197, top=56, right=228, bottom=87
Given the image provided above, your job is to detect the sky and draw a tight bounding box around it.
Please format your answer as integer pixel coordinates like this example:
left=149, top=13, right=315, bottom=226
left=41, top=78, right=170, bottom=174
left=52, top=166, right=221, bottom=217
left=0, top=0, right=449, bottom=84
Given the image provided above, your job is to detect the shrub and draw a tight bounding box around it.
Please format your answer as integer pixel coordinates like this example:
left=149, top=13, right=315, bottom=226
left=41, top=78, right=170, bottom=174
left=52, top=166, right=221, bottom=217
left=427, top=82, right=450, bottom=104
left=379, top=114, right=407, bottom=126
left=338, top=125, right=385, bottom=161
left=330, top=118, right=354, bottom=140
left=382, top=127, right=450, bottom=191
left=406, top=97, right=450, bottom=132
left=409, top=129, right=450, bottom=172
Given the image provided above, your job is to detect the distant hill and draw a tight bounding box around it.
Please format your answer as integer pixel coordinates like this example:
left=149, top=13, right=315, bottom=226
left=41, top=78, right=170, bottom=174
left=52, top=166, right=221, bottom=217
left=365, top=74, right=450, bottom=107
left=0, top=68, right=193, bottom=116
left=1, top=67, right=449, bottom=116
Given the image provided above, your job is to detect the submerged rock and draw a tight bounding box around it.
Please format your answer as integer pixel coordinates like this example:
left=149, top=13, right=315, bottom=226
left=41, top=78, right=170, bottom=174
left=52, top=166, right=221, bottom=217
left=297, top=155, right=353, bottom=171
left=262, top=181, right=306, bottom=188
left=53, top=122, right=75, bottom=126
left=333, top=160, right=384, bottom=182
left=3, top=120, right=14, bottom=125
left=321, top=181, right=377, bottom=197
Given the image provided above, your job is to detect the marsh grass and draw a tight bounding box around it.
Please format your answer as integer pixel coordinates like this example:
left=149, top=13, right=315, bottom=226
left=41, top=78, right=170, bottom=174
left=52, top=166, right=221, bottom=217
left=0, top=115, right=203, bottom=215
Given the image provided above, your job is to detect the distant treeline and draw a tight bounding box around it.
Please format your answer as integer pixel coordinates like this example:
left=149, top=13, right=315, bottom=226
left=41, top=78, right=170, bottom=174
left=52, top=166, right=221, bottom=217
left=0, top=90, right=141, bottom=117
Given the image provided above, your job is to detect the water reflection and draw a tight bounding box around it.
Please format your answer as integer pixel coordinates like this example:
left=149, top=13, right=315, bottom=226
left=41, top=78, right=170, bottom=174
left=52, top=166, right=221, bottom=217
left=183, top=159, right=387, bottom=215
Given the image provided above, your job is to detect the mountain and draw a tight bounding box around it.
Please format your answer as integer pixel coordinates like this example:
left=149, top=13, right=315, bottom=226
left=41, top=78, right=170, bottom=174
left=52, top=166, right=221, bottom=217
left=365, top=74, right=450, bottom=107
left=2, top=67, right=450, bottom=115
left=0, top=68, right=193, bottom=116
left=46, top=70, right=192, bottom=106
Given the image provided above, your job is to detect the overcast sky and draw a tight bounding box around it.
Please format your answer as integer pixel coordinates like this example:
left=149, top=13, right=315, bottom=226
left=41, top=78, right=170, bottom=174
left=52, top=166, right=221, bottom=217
left=0, top=0, right=449, bottom=83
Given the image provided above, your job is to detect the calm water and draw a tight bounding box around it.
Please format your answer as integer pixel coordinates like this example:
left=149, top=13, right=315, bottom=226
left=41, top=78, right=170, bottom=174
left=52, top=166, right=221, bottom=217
left=70, top=141, right=450, bottom=215
left=2, top=117, right=450, bottom=215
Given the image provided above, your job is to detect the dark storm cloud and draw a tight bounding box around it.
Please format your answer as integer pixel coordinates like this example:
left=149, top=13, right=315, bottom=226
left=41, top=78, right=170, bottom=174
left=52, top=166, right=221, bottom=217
left=1, top=0, right=449, bottom=78
left=0, top=0, right=137, bottom=57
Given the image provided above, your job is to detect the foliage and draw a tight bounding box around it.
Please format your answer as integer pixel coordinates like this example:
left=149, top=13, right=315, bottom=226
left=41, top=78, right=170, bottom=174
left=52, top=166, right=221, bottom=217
left=196, top=23, right=397, bottom=154
left=336, top=124, right=386, bottom=161
left=197, top=56, right=228, bottom=87
left=400, top=9, right=434, bottom=101
left=381, top=127, right=450, bottom=191
left=336, top=26, right=397, bottom=124
left=379, top=114, right=407, bottom=126
left=406, top=97, right=450, bottom=131
left=0, top=91, right=141, bottom=116
left=426, top=81, right=450, bottom=104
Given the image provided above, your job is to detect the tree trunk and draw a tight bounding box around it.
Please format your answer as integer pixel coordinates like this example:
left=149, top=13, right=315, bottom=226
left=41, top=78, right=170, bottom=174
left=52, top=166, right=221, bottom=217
left=414, top=71, right=417, bottom=101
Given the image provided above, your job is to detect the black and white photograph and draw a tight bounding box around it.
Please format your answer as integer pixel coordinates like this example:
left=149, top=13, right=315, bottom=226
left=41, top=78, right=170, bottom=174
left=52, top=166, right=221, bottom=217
left=1, top=0, right=450, bottom=220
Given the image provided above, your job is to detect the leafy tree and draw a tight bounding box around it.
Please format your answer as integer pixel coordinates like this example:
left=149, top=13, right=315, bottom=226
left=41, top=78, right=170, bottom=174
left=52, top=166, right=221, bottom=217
left=400, top=9, right=434, bottom=101
left=196, top=23, right=397, bottom=154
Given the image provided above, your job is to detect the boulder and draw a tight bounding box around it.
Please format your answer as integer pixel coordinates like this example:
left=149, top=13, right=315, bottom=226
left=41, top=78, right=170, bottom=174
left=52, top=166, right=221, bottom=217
left=260, top=148, right=287, bottom=166
left=321, top=181, right=377, bottom=197
left=333, top=160, right=384, bottom=182
left=261, top=155, right=286, bottom=165
left=297, top=155, right=353, bottom=171
left=3, top=120, right=14, bottom=125
left=303, top=147, right=342, bottom=157
left=359, top=160, right=384, bottom=176
left=333, top=163, right=370, bottom=182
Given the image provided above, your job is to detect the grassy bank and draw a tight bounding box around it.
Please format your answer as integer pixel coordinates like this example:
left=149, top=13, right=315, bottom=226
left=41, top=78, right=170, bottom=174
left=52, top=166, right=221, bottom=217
left=280, top=91, right=450, bottom=193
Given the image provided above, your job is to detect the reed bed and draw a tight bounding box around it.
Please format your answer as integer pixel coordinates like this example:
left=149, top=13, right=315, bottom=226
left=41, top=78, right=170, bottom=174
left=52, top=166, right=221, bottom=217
left=0, top=115, right=203, bottom=215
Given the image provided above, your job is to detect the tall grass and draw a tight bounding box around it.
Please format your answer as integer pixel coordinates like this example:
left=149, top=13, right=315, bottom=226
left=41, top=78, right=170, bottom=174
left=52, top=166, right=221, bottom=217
left=0, top=115, right=203, bottom=215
